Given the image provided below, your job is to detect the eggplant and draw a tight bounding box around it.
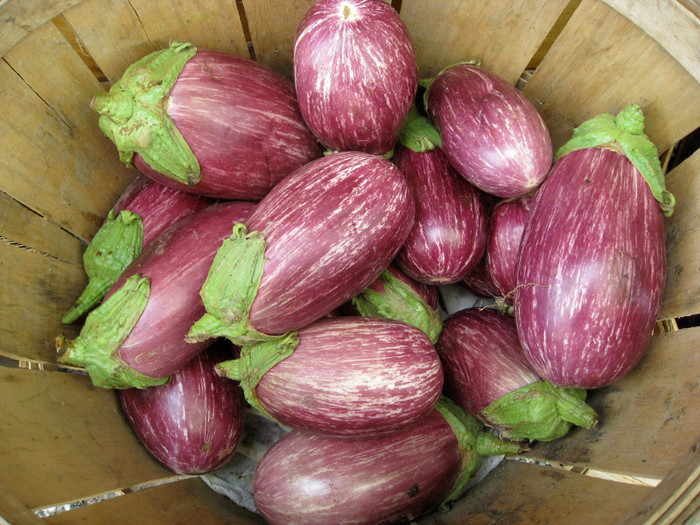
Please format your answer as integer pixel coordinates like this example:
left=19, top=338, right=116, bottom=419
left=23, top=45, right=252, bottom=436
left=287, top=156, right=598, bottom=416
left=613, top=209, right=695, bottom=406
left=187, top=151, right=415, bottom=345
left=217, top=316, right=443, bottom=438
left=119, top=342, right=245, bottom=474
left=253, top=397, right=520, bottom=525
left=56, top=200, right=257, bottom=389
left=91, top=42, right=320, bottom=200
left=460, top=258, right=500, bottom=299
left=393, top=144, right=488, bottom=285
left=515, top=105, right=674, bottom=389
left=437, top=308, right=597, bottom=442
left=62, top=175, right=211, bottom=324
left=424, top=63, right=552, bottom=198
left=293, top=0, right=418, bottom=156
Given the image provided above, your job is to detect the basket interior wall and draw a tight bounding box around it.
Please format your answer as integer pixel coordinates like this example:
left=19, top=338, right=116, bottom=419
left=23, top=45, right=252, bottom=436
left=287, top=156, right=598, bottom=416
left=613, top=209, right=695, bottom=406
left=1, top=0, right=699, bottom=523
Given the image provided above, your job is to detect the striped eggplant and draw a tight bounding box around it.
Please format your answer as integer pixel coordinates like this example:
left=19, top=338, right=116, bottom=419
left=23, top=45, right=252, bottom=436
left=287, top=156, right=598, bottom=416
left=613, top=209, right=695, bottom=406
left=437, top=308, right=597, bottom=442
left=460, top=259, right=500, bottom=299
left=393, top=144, right=488, bottom=285
left=216, top=316, right=443, bottom=438
left=515, top=105, right=674, bottom=389
left=485, top=194, right=534, bottom=300
left=56, top=200, right=256, bottom=389
left=424, top=63, right=552, bottom=198
left=187, top=151, right=415, bottom=345
left=293, top=0, right=418, bottom=155
left=253, top=397, right=520, bottom=525
left=62, top=175, right=211, bottom=324
left=119, top=342, right=245, bottom=474
left=91, top=42, right=320, bottom=200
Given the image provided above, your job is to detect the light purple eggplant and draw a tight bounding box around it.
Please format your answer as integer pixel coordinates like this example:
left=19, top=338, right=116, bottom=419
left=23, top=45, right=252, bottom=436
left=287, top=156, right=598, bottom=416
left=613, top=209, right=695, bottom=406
left=216, top=316, right=443, bottom=438
left=424, top=63, right=552, bottom=198
left=92, top=42, right=321, bottom=200
left=253, top=396, right=520, bottom=525
left=62, top=175, right=211, bottom=324
left=56, top=200, right=257, bottom=389
left=119, top=342, right=245, bottom=474
left=485, top=194, right=534, bottom=300
left=187, top=151, right=415, bottom=345
left=393, top=144, right=488, bottom=285
left=293, top=0, right=418, bottom=155
left=515, top=105, right=673, bottom=389
left=437, top=308, right=597, bottom=442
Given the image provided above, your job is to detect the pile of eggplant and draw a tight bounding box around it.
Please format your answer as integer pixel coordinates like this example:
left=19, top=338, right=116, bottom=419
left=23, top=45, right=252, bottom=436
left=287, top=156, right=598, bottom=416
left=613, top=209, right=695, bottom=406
left=56, top=0, right=675, bottom=523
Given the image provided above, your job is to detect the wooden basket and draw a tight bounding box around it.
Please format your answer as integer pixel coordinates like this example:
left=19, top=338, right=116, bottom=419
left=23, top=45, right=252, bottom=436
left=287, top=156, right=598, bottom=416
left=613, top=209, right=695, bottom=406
left=2, top=0, right=699, bottom=523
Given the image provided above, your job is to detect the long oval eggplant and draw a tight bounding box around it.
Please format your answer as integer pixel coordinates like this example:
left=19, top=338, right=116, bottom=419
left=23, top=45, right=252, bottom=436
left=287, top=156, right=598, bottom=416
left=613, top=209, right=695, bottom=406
left=217, top=316, right=443, bottom=438
left=425, top=63, right=552, bottom=198
left=515, top=105, right=671, bottom=389
left=293, top=0, right=418, bottom=155
left=253, top=397, right=520, bottom=525
left=119, top=342, right=245, bottom=474
left=394, top=145, right=488, bottom=285
left=56, top=200, right=257, bottom=389
left=437, top=308, right=597, bottom=442
left=92, top=42, right=320, bottom=200
left=187, top=151, right=415, bottom=345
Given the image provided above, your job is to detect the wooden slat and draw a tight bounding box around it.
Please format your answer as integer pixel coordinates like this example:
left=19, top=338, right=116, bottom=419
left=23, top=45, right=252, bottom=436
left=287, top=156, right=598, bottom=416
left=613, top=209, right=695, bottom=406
left=0, top=367, right=175, bottom=510
left=43, top=478, right=262, bottom=524
left=526, top=326, right=700, bottom=481
left=523, top=0, right=700, bottom=153
left=400, top=0, right=571, bottom=83
left=0, top=481, right=45, bottom=525
left=659, top=149, right=700, bottom=321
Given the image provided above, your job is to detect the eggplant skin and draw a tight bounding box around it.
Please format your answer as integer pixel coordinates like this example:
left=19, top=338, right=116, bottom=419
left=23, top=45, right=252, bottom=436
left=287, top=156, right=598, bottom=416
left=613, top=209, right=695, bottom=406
left=515, top=148, right=666, bottom=389
left=253, top=410, right=461, bottom=525
left=256, top=317, right=444, bottom=438
left=119, top=343, right=245, bottom=475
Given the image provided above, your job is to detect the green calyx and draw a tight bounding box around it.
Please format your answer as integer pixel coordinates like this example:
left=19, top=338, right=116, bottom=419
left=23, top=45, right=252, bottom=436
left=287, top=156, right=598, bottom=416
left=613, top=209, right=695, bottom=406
left=397, top=105, right=442, bottom=153
left=90, top=41, right=200, bottom=186
left=186, top=223, right=273, bottom=346
left=479, top=380, right=598, bottom=442
left=554, top=104, right=675, bottom=216
left=215, top=332, right=300, bottom=417
left=55, top=274, right=168, bottom=389
left=62, top=210, right=144, bottom=324
left=351, top=269, right=442, bottom=343
left=435, top=397, right=521, bottom=510
left=420, top=58, right=482, bottom=116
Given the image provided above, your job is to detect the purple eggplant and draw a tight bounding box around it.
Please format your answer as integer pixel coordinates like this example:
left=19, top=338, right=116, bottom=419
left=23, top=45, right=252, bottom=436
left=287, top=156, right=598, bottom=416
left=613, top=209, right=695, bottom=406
left=460, top=259, right=500, bottom=299
left=437, top=308, right=597, bottom=442
left=424, top=63, right=552, bottom=198
left=216, top=316, right=443, bottom=438
left=92, top=42, right=320, bottom=200
left=119, top=342, right=245, bottom=474
left=515, top=105, right=674, bottom=389
left=187, top=151, right=415, bottom=345
left=293, top=0, right=418, bottom=156
left=393, top=144, right=488, bottom=285
left=253, top=396, right=520, bottom=525
left=56, top=200, right=257, bottom=389
left=62, top=175, right=211, bottom=324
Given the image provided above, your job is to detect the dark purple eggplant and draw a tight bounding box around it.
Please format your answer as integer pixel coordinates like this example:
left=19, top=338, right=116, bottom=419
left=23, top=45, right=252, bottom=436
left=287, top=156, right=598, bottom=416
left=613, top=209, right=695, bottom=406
left=437, top=308, right=597, bottom=442
left=187, top=151, right=415, bottom=345
left=216, top=316, right=443, bottom=438
left=56, top=200, right=256, bottom=389
left=515, top=105, right=673, bottom=389
left=119, top=342, right=245, bottom=474
left=92, top=42, right=320, bottom=200
left=393, top=144, right=488, bottom=285
left=62, top=175, right=211, bottom=324
left=293, top=0, right=418, bottom=156
left=253, top=397, right=520, bottom=525
left=424, top=63, right=552, bottom=198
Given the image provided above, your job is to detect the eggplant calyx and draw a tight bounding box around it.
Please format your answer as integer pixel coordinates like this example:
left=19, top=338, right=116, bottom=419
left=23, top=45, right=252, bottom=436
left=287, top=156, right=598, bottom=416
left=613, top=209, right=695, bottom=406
left=352, top=268, right=442, bottom=343
left=397, top=105, right=442, bottom=153
left=62, top=210, right=144, bottom=324
left=56, top=274, right=168, bottom=389
left=554, top=103, right=675, bottom=217
left=91, top=42, right=200, bottom=186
